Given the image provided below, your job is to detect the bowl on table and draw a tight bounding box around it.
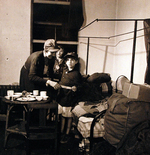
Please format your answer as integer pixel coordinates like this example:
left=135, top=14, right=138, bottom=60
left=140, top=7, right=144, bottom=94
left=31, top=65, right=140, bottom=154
left=42, top=96, right=49, bottom=100
left=35, top=96, right=43, bottom=101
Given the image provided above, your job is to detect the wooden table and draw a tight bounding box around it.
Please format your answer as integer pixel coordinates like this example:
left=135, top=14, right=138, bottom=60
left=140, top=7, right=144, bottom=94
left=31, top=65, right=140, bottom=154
left=2, top=96, right=51, bottom=148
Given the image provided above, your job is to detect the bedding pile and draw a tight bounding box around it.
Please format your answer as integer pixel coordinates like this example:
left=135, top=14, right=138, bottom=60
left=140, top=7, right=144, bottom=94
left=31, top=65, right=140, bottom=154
left=78, top=72, right=112, bottom=102
left=71, top=72, right=112, bottom=138
left=72, top=99, right=108, bottom=138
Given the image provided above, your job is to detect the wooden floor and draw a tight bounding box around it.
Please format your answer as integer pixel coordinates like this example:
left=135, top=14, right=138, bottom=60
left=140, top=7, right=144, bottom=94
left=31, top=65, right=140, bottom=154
left=0, top=121, right=80, bottom=155
left=0, top=121, right=116, bottom=155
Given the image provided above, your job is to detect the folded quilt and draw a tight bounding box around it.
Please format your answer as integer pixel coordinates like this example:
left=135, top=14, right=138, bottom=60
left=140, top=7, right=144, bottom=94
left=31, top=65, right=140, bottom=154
left=72, top=98, right=108, bottom=118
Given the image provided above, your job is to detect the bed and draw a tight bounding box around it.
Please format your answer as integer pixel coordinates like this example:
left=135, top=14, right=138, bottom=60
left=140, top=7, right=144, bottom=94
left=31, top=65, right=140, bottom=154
left=71, top=72, right=113, bottom=146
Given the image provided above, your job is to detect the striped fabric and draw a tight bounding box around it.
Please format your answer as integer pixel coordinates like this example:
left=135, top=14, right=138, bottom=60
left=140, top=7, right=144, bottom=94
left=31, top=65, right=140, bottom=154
left=77, top=116, right=105, bottom=138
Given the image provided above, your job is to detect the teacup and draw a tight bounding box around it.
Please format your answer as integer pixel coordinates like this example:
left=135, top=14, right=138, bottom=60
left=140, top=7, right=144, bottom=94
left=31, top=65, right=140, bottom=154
left=40, top=91, right=47, bottom=97
left=36, top=96, right=43, bottom=101
left=33, top=90, right=39, bottom=96
left=7, top=90, right=14, bottom=96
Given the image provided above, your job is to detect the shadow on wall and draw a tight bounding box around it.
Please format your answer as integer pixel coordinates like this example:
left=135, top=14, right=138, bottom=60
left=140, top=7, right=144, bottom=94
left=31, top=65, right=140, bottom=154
left=79, top=57, right=86, bottom=75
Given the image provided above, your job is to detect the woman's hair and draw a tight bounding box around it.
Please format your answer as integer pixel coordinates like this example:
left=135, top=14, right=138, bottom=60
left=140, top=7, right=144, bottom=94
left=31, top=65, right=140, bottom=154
left=57, top=45, right=66, bottom=57
left=58, top=45, right=64, bottom=51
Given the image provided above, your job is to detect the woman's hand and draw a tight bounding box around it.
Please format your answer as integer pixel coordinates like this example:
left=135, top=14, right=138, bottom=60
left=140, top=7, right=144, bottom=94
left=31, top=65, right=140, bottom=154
left=46, top=80, right=57, bottom=87
left=54, top=83, right=61, bottom=90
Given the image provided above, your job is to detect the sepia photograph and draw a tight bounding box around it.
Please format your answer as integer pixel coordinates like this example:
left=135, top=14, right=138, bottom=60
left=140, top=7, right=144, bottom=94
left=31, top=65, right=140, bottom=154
left=0, top=0, right=150, bottom=154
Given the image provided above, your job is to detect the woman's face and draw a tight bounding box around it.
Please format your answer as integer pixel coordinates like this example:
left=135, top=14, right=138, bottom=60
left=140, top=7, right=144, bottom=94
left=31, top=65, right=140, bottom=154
left=56, top=48, right=64, bottom=59
left=44, top=47, right=56, bottom=59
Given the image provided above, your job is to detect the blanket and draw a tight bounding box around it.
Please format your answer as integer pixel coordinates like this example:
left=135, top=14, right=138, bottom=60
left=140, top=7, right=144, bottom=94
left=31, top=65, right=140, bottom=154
left=116, top=120, right=150, bottom=155
left=77, top=72, right=112, bottom=102
left=72, top=98, right=108, bottom=118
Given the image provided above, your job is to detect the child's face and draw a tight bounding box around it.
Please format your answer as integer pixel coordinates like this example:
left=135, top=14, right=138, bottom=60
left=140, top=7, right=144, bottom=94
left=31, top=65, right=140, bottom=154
left=66, top=58, right=78, bottom=69
left=56, top=48, right=64, bottom=58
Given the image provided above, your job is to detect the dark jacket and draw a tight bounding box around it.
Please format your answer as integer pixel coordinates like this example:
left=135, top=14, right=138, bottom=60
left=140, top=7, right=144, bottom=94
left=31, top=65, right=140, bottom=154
left=57, top=67, right=82, bottom=107
left=20, top=51, right=55, bottom=92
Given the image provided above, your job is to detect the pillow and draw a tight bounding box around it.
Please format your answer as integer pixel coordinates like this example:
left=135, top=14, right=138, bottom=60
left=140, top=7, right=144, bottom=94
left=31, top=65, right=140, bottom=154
left=123, top=82, right=150, bottom=102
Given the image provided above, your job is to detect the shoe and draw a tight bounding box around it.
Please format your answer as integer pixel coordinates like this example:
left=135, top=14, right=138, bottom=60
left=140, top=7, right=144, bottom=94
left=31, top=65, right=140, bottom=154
left=60, top=134, right=65, bottom=140
left=74, top=134, right=80, bottom=139
left=60, top=134, right=70, bottom=143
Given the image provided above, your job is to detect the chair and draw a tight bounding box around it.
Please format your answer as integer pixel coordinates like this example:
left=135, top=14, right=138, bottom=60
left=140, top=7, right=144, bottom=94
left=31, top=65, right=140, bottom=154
left=26, top=100, right=58, bottom=155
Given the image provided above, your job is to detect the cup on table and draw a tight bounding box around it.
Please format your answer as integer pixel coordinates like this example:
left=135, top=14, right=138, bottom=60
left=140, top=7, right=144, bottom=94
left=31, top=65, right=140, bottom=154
left=7, top=90, right=14, bottom=96
left=33, top=90, right=39, bottom=96
left=40, top=91, right=47, bottom=97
